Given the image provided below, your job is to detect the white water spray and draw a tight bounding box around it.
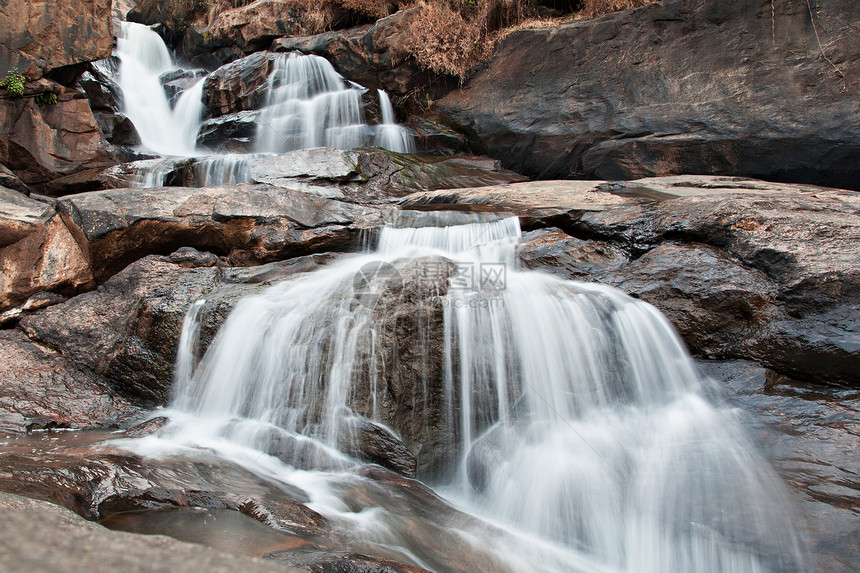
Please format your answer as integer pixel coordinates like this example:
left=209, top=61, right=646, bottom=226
left=116, top=22, right=204, bottom=156
left=255, top=52, right=371, bottom=153
left=123, top=214, right=807, bottom=572
left=374, top=89, right=415, bottom=153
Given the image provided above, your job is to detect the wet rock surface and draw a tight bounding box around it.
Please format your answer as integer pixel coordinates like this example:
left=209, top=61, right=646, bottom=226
left=0, top=172, right=856, bottom=571
left=699, top=360, right=860, bottom=573
left=0, top=330, right=139, bottom=434
left=0, top=491, right=293, bottom=573
left=437, top=0, right=860, bottom=189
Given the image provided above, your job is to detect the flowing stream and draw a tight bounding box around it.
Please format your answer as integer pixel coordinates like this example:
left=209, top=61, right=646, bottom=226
left=112, top=22, right=414, bottom=186
left=119, top=214, right=808, bottom=573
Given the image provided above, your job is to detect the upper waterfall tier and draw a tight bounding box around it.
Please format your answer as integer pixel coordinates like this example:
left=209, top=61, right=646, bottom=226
left=111, top=24, right=414, bottom=172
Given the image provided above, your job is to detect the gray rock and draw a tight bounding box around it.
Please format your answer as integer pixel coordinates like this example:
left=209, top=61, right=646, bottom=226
left=437, top=0, right=860, bottom=189
left=55, top=182, right=381, bottom=281
left=196, top=109, right=261, bottom=152
left=699, top=360, right=860, bottom=573
left=0, top=492, right=294, bottom=573
left=0, top=330, right=139, bottom=434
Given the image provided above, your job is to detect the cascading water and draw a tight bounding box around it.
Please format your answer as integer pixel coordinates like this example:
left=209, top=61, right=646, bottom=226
left=111, top=27, right=415, bottom=187
left=121, top=214, right=808, bottom=573
left=255, top=52, right=369, bottom=153
left=117, top=22, right=205, bottom=156
left=374, top=89, right=415, bottom=153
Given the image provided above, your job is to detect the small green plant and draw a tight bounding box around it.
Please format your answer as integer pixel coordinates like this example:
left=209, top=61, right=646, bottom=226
left=1, top=67, right=26, bottom=97
left=34, top=92, right=58, bottom=105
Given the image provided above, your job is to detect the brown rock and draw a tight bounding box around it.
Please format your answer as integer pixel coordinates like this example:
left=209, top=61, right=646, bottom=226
left=202, top=51, right=272, bottom=117
left=0, top=164, right=29, bottom=194
left=0, top=330, right=138, bottom=434
left=0, top=188, right=94, bottom=310
left=0, top=93, right=115, bottom=195
left=202, top=0, right=344, bottom=54
left=0, top=0, right=113, bottom=78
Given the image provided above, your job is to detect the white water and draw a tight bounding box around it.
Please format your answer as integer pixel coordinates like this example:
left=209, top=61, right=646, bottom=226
left=113, top=28, right=415, bottom=186
left=374, top=89, right=415, bottom=153
left=117, top=22, right=204, bottom=156
left=119, top=214, right=807, bottom=572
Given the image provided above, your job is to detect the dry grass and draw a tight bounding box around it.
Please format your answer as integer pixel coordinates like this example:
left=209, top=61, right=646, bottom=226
left=573, top=0, right=656, bottom=20
left=159, top=0, right=658, bottom=79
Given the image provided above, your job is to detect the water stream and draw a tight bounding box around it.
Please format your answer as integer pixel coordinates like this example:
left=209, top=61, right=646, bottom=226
left=118, top=214, right=808, bottom=572
left=113, top=22, right=415, bottom=187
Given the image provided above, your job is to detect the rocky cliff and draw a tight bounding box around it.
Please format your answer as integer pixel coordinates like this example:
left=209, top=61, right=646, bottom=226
left=437, top=0, right=860, bottom=189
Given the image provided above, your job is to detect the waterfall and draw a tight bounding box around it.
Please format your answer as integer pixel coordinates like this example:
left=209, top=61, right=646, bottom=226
left=111, top=27, right=415, bottom=186
left=255, top=52, right=372, bottom=153
left=374, top=89, right=415, bottom=153
left=124, top=214, right=807, bottom=573
left=116, top=22, right=204, bottom=156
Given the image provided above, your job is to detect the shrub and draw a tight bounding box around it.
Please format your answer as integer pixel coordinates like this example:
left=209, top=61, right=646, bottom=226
left=35, top=92, right=58, bottom=105
left=1, top=68, right=26, bottom=97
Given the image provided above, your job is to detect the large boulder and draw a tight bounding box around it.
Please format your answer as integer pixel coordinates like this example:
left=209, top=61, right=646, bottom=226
left=0, top=87, right=115, bottom=195
left=0, top=187, right=94, bottom=310
left=0, top=0, right=113, bottom=79
left=436, top=0, right=860, bottom=189
left=202, top=51, right=273, bottom=117
left=55, top=182, right=384, bottom=282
